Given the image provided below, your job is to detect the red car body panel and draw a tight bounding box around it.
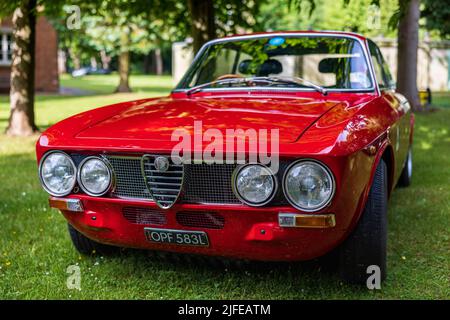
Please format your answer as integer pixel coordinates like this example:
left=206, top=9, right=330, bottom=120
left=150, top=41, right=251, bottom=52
left=36, top=31, right=414, bottom=261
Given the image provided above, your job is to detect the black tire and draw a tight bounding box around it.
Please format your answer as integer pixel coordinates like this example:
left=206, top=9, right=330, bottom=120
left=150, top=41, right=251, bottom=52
left=397, top=148, right=412, bottom=187
left=68, top=224, right=118, bottom=255
left=338, top=159, right=388, bottom=284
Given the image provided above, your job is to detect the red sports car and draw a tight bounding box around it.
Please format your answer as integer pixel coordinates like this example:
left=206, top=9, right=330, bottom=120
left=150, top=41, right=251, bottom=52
left=36, top=31, right=414, bottom=283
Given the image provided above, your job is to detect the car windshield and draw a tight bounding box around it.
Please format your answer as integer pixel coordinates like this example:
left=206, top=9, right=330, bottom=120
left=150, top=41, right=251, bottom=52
left=176, top=35, right=374, bottom=92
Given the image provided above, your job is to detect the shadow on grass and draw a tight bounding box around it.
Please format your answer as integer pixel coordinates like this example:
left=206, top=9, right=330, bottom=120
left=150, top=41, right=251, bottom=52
left=91, top=247, right=355, bottom=297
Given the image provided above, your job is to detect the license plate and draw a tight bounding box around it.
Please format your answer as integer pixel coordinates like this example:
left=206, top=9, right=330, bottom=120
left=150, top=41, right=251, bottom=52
left=144, top=228, right=209, bottom=247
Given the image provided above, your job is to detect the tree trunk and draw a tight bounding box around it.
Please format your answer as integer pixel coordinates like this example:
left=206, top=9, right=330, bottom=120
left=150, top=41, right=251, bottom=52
left=100, top=50, right=111, bottom=70
left=187, top=0, right=216, bottom=54
left=69, top=48, right=81, bottom=70
left=6, top=0, right=38, bottom=136
left=155, top=47, right=163, bottom=75
left=396, top=0, right=421, bottom=111
left=90, top=57, right=98, bottom=69
left=57, top=49, right=67, bottom=74
left=143, top=52, right=150, bottom=74
left=115, top=29, right=131, bottom=93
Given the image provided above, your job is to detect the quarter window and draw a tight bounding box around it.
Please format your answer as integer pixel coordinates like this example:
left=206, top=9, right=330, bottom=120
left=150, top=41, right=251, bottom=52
left=368, top=40, right=394, bottom=89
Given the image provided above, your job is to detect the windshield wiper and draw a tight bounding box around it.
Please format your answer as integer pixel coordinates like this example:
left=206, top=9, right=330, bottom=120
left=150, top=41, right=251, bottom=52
left=186, top=77, right=276, bottom=95
left=185, top=75, right=327, bottom=96
left=266, top=76, right=328, bottom=95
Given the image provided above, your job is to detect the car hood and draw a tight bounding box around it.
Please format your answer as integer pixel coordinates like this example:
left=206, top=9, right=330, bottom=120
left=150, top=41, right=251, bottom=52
left=74, top=96, right=342, bottom=144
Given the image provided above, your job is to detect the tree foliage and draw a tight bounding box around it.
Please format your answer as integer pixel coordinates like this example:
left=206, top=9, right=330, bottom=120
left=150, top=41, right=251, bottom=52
left=421, top=0, right=450, bottom=39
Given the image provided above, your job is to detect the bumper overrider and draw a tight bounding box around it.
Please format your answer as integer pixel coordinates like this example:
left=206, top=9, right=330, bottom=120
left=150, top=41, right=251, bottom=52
left=39, top=151, right=371, bottom=261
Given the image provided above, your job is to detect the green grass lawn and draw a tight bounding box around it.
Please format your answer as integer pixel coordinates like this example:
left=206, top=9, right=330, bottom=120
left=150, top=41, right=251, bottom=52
left=432, top=92, right=450, bottom=109
left=0, top=75, right=449, bottom=299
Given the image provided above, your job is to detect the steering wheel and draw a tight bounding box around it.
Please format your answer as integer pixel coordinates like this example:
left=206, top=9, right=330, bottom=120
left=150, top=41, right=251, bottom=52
left=212, top=74, right=245, bottom=88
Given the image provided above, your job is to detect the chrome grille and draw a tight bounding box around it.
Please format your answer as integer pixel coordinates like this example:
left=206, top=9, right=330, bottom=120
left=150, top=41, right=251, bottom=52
left=105, top=155, right=241, bottom=205
left=142, top=155, right=183, bottom=208
left=106, top=156, right=151, bottom=199
left=183, top=164, right=240, bottom=204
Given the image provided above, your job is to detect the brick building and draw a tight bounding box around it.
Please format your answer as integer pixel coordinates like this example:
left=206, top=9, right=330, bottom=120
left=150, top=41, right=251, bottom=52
left=0, top=16, right=59, bottom=93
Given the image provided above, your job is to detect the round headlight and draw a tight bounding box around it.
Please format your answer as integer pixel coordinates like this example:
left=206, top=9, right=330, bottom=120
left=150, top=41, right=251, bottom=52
left=233, top=164, right=277, bottom=206
left=39, top=151, right=76, bottom=196
left=283, top=160, right=335, bottom=212
left=78, top=157, right=112, bottom=196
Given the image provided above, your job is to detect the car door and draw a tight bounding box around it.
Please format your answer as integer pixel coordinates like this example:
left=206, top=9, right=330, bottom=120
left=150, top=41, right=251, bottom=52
left=368, top=40, right=411, bottom=182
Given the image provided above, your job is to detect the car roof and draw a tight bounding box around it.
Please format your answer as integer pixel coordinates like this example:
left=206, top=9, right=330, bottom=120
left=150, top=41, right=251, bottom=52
left=217, top=30, right=368, bottom=42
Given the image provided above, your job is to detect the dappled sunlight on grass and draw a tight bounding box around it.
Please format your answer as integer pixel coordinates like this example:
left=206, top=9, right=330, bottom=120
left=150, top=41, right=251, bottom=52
left=416, top=121, right=450, bottom=151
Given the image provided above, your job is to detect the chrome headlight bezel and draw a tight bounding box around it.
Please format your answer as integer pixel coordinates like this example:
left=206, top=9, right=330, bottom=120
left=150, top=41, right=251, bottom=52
left=77, top=156, right=113, bottom=197
left=38, top=151, right=77, bottom=197
left=282, top=159, right=335, bottom=212
left=232, top=164, right=278, bottom=207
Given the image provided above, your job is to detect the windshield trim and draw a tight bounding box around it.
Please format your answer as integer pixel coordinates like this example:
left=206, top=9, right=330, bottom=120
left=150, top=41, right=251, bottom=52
left=173, top=32, right=378, bottom=94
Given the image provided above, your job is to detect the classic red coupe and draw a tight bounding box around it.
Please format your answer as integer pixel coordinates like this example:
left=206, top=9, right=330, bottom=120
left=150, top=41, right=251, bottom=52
left=36, top=31, right=413, bottom=283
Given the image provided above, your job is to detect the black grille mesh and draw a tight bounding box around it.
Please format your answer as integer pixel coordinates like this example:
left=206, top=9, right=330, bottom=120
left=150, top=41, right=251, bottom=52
left=106, top=155, right=241, bottom=204
left=176, top=211, right=225, bottom=229
left=122, top=206, right=166, bottom=225
left=183, top=163, right=240, bottom=204
left=107, top=156, right=152, bottom=200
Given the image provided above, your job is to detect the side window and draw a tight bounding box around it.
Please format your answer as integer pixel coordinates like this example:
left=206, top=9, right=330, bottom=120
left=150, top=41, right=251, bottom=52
left=379, top=51, right=394, bottom=89
left=368, top=40, right=394, bottom=89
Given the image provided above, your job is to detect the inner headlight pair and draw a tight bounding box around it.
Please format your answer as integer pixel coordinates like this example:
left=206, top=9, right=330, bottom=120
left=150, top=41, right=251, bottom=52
left=233, top=164, right=277, bottom=206
left=233, top=160, right=335, bottom=212
left=39, top=152, right=112, bottom=197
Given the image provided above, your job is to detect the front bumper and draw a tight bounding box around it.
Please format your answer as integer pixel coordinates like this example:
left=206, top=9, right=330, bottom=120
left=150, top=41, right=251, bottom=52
left=54, top=195, right=346, bottom=261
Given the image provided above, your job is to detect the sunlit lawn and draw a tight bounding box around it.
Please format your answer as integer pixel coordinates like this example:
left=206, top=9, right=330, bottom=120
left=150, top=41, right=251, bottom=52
left=0, top=75, right=448, bottom=299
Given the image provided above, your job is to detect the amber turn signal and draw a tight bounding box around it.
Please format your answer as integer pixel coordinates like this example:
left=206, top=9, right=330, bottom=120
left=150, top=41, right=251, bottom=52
left=48, top=197, right=83, bottom=212
left=278, top=213, right=336, bottom=228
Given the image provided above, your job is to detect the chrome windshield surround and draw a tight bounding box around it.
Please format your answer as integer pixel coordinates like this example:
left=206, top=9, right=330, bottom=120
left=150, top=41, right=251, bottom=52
left=173, top=32, right=378, bottom=94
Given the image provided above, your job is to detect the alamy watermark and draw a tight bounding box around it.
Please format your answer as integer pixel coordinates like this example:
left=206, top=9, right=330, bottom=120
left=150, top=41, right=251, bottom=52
left=366, top=265, right=381, bottom=290
left=65, top=5, right=81, bottom=30
left=66, top=264, right=81, bottom=290
left=171, top=121, right=280, bottom=174
left=366, top=4, right=381, bottom=31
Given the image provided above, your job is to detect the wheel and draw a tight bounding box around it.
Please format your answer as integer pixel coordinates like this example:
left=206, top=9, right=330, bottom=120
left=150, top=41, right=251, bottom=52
left=338, top=159, right=388, bottom=284
left=68, top=223, right=118, bottom=255
left=397, top=148, right=412, bottom=187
